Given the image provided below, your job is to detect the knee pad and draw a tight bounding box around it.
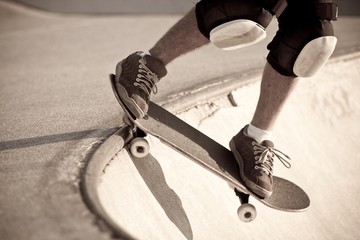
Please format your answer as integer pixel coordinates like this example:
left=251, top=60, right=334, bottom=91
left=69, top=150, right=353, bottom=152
left=209, top=19, right=267, bottom=50
left=267, top=1, right=338, bottom=77
left=293, top=36, right=337, bottom=77
left=293, top=0, right=338, bottom=77
left=196, top=0, right=273, bottom=50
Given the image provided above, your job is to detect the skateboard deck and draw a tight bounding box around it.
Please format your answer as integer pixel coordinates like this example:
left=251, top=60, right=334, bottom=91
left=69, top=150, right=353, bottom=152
left=109, top=74, right=310, bottom=221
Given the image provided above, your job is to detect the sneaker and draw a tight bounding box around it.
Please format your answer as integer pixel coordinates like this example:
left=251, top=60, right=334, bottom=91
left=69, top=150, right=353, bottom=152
left=114, top=51, right=167, bottom=118
left=229, top=125, right=291, bottom=198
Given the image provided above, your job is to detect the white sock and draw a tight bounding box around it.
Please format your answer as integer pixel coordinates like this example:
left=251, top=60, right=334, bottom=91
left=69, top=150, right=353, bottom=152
left=140, top=51, right=151, bottom=57
left=246, top=124, right=271, bottom=143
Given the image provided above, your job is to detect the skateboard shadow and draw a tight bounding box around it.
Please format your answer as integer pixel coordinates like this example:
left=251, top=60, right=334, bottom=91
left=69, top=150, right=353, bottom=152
left=129, top=151, right=193, bottom=240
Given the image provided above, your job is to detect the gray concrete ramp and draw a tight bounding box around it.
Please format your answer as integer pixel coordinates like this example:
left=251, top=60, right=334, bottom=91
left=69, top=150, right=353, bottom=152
left=1, top=0, right=360, bottom=239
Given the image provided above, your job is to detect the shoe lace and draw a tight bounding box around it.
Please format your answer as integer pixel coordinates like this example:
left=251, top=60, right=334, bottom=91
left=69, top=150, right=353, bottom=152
left=253, top=142, right=291, bottom=175
left=134, top=58, right=159, bottom=96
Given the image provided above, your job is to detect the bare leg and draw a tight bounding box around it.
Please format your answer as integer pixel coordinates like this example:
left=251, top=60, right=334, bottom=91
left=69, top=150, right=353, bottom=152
left=149, top=7, right=209, bottom=66
left=148, top=7, right=298, bottom=132
left=251, top=62, right=299, bottom=131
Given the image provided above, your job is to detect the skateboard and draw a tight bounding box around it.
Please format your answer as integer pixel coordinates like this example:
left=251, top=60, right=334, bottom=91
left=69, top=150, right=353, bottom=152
left=109, top=74, right=310, bottom=222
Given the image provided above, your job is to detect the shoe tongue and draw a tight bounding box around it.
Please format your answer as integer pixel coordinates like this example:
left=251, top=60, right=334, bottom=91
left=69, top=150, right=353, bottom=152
left=261, top=140, right=274, bottom=148
left=144, top=55, right=167, bottom=78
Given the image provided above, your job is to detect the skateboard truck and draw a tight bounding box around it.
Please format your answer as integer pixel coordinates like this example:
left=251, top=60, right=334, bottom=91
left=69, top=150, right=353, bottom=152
left=123, top=115, right=150, bottom=158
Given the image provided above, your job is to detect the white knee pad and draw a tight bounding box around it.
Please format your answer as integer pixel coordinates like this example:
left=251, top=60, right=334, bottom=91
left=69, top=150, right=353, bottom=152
left=209, top=20, right=267, bottom=50
left=293, top=36, right=337, bottom=77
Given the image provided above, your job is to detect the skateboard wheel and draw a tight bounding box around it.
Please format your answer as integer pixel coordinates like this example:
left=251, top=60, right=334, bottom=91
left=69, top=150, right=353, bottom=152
left=237, top=203, right=257, bottom=222
left=129, top=137, right=149, bottom=158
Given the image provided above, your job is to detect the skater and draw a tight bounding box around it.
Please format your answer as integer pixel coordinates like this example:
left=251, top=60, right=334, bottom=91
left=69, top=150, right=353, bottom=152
left=113, top=0, right=338, bottom=198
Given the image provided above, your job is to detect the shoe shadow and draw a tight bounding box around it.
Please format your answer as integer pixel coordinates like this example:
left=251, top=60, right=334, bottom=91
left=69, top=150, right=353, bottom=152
left=0, top=128, right=117, bottom=151
left=129, top=151, right=193, bottom=240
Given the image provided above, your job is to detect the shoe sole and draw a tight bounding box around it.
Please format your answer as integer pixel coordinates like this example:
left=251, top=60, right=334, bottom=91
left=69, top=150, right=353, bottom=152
left=115, top=61, right=145, bottom=119
left=116, top=84, right=145, bottom=119
left=229, top=138, right=272, bottom=198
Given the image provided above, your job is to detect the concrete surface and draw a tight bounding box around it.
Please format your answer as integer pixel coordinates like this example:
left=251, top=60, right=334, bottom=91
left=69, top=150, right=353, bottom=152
left=0, top=0, right=360, bottom=239
left=99, top=53, right=360, bottom=239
